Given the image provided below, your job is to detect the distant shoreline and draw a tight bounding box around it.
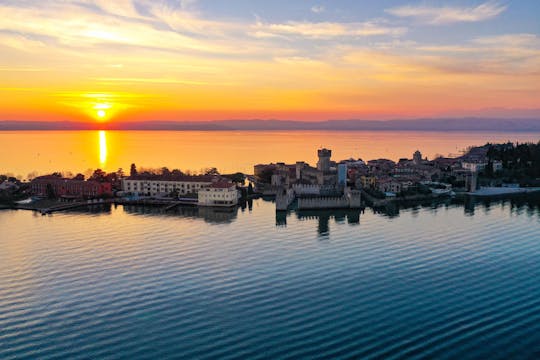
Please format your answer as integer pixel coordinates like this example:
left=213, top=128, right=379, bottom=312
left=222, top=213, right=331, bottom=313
left=1, top=118, right=540, bottom=132
left=1, top=129, right=540, bottom=133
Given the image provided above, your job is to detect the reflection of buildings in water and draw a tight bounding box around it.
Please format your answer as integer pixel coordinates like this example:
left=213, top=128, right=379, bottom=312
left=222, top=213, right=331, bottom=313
left=197, top=206, right=238, bottom=223
left=297, top=209, right=361, bottom=237
left=276, top=208, right=361, bottom=236
left=463, top=196, right=476, bottom=216
left=121, top=204, right=239, bottom=224
left=240, top=199, right=254, bottom=212
left=370, top=194, right=540, bottom=219
left=275, top=210, right=289, bottom=226
left=66, top=203, right=112, bottom=214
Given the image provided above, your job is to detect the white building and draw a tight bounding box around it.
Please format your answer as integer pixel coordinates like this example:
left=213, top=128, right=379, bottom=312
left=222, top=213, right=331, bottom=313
left=462, top=162, right=487, bottom=173
left=122, top=175, right=216, bottom=196
left=198, top=182, right=238, bottom=207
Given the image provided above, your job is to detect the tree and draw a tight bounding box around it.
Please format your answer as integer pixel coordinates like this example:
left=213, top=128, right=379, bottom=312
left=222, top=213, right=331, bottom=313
left=130, top=163, right=138, bottom=176
left=89, top=169, right=107, bottom=182
left=27, top=171, right=39, bottom=181
left=73, top=173, right=85, bottom=181
left=161, top=167, right=171, bottom=176
left=203, top=167, right=220, bottom=176
left=225, top=172, right=245, bottom=184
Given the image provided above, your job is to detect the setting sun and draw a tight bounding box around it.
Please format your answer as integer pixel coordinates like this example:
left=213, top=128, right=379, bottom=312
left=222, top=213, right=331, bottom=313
left=97, top=110, right=106, bottom=118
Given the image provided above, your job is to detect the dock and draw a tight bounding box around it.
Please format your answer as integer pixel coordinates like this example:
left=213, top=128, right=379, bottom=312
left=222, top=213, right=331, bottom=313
left=39, top=199, right=113, bottom=214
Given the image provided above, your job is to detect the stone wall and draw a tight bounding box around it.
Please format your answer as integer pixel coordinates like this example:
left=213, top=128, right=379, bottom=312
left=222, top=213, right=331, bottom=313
left=298, top=196, right=349, bottom=210
left=276, top=188, right=295, bottom=211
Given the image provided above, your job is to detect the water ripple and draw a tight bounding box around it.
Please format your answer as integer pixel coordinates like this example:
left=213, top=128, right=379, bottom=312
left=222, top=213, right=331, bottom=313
left=1, top=199, right=540, bottom=359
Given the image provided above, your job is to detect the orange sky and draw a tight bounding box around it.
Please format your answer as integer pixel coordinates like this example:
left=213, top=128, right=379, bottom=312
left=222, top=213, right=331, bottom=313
left=1, top=1, right=539, bottom=123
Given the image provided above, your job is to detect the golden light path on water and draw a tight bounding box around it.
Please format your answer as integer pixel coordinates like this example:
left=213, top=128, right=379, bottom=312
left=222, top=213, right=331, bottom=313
left=1, top=130, right=539, bottom=179
left=99, top=130, right=107, bottom=166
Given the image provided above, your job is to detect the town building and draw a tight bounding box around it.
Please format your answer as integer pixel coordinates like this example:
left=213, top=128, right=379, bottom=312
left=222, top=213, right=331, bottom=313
left=377, top=178, right=403, bottom=193
left=295, top=162, right=323, bottom=185
left=359, top=175, right=377, bottom=189
left=30, top=176, right=112, bottom=198
left=0, top=180, right=18, bottom=192
left=122, top=174, right=217, bottom=196
left=367, top=159, right=396, bottom=174
left=462, top=162, right=487, bottom=173
left=198, top=182, right=238, bottom=207
left=337, top=163, right=347, bottom=186
left=492, top=160, right=503, bottom=172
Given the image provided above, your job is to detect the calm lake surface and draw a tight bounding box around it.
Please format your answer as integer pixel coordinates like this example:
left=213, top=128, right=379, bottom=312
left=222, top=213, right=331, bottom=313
left=2, top=197, right=540, bottom=359
left=1, top=130, right=539, bottom=177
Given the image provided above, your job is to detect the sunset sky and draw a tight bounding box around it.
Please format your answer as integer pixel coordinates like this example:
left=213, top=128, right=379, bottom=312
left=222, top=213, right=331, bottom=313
left=1, top=0, right=539, bottom=122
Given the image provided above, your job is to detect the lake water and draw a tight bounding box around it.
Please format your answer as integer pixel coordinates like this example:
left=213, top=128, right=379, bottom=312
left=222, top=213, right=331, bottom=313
left=1, top=130, right=539, bottom=178
left=1, top=197, right=540, bottom=359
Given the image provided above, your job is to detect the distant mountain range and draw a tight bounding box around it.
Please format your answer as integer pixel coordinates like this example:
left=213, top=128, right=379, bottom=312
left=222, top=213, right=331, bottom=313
left=1, top=118, right=540, bottom=131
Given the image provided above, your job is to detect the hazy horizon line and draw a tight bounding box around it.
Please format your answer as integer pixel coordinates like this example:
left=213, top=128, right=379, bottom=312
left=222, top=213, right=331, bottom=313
left=1, top=118, right=540, bottom=132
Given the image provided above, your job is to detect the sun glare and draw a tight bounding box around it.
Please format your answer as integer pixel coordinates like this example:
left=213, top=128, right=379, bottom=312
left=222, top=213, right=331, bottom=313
left=92, top=102, right=112, bottom=121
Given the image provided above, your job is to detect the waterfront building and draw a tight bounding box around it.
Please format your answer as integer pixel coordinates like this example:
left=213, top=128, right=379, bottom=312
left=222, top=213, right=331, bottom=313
left=198, top=182, right=238, bottom=207
left=122, top=174, right=217, bottom=197
left=30, top=176, right=112, bottom=198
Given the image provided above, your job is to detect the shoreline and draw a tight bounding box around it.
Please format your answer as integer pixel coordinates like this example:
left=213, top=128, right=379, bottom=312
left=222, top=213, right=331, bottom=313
left=4, top=189, right=539, bottom=215
left=467, top=187, right=540, bottom=196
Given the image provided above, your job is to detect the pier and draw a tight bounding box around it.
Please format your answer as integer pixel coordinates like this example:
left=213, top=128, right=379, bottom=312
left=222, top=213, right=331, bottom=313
left=39, top=199, right=113, bottom=214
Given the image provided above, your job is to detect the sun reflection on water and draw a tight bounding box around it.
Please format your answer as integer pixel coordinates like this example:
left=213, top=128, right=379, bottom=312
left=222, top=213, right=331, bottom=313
left=99, top=130, right=107, bottom=166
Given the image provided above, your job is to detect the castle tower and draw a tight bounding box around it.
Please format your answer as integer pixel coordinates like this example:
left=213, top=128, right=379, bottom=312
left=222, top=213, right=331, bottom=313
left=317, top=148, right=332, bottom=172
left=413, top=150, right=422, bottom=165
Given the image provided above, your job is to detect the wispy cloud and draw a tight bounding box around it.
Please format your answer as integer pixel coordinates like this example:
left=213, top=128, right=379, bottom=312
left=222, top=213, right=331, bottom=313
left=472, top=33, right=540, bottom=47
left=252, top=20, right=407, bottom=39
left=386, top=1, right=507, bottom=24
left=343, top=32, right=540, bottom=77
left=0, top=1, right=538, bottom=120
